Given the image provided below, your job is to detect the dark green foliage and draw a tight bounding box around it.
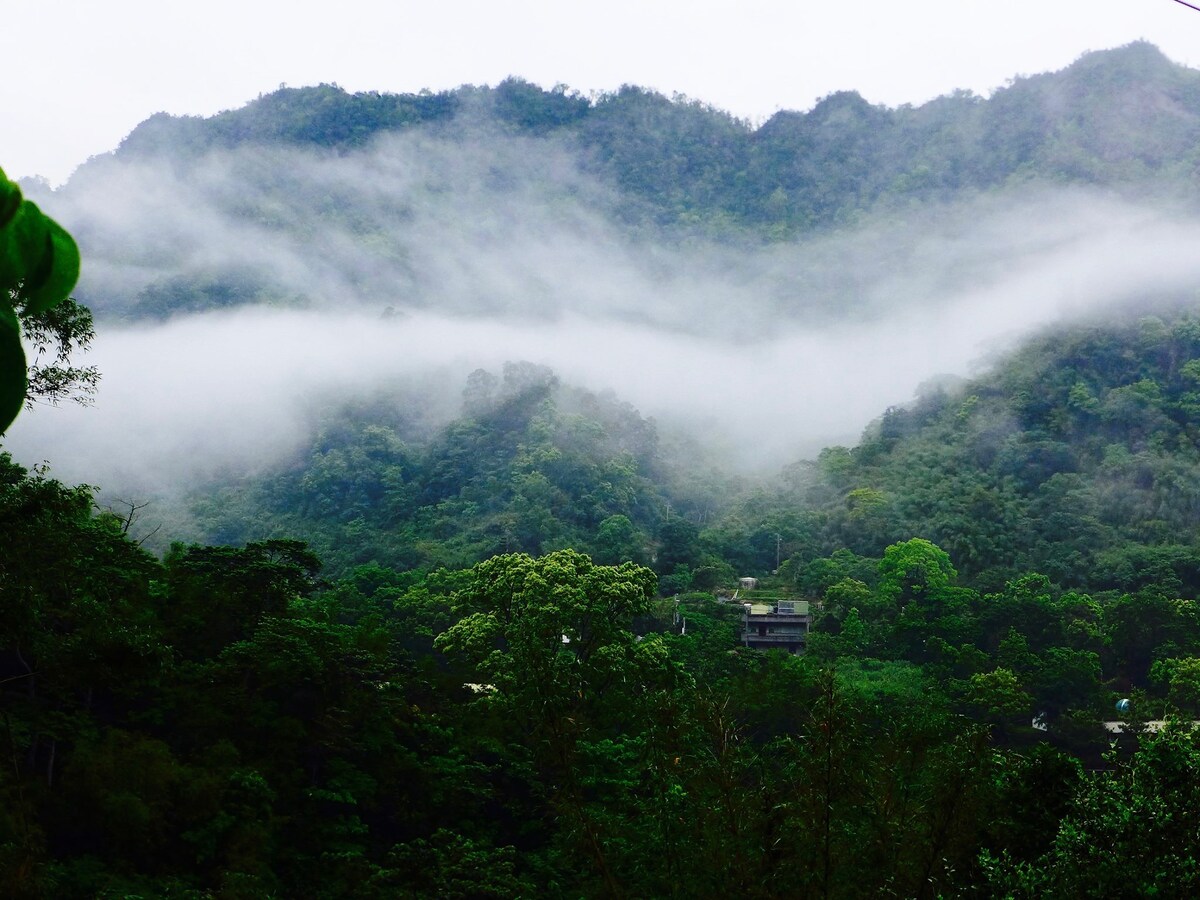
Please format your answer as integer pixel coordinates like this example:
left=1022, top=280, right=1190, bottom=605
left=186, top=365, right=673, bottom=578
left=131, top=269, right=284, bottom=320
left=746, top=91, right=895, bottom=230
left=492, top=78, right=590, bottom=134
left=160, top=539, right=322, bottom=658
left=0, top=454, right=164, bottom=896
left=984, top=726, right=1200, bottom=898
left=793, top=309, right=1200, bottom=594
left=7, top=447, right=1200, bottom=896
left=118, top=84, right=462, bottom=157
left=34, top=303, right=1194, bottom=893
left=18, top=41, right=1200, bottom=892
left=573, top=85, right=752, bottom=228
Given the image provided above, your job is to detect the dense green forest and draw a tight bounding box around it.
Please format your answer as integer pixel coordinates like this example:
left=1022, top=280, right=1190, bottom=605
left=10, top=294, right=1200, bottom=898
left=10, top=43, right=1200, bottom=898
left=9, top=390, right=1200, bottom=896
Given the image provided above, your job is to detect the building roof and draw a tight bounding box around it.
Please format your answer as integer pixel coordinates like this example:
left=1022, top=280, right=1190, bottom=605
left=746, top=600, right=810, bottom=616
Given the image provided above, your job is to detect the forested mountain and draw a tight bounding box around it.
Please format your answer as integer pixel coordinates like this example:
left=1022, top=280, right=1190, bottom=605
left=183, top=302, right=1200, bottom=605
left=10, top=42, right=1200, bottom=897
left=104, top=40, right=1200, bottom=236
left=8, top=422, right=1200, bottom=896
left=31, top=40, right=1200, bottom=326
left=780, top=309, right=1200, bottom=595
left=184, top=361, right=728, bottom=579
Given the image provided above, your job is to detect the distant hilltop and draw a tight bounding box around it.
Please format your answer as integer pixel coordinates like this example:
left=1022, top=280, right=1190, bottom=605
left=84, top=41, right=1200, bottom=238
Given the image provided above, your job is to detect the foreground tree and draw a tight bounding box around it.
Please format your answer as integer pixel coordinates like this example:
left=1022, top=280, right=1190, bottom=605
left=984, top=724, right=1200, bottom=898
left=18, top=298, right=98, bottom=410
left=437, top=550, right=664, bottom=895
left=0, top=168, right=81, bottom=433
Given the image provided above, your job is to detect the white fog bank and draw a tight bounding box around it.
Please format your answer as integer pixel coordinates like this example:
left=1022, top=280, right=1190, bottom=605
left=9, top=132, right=1200, bottom=496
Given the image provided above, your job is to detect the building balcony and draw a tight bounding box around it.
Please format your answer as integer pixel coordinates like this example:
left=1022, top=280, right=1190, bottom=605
left=742, top=632, right=808, bottom=644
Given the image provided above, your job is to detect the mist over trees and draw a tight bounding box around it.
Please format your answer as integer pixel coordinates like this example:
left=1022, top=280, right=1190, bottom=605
left=9, top=40, right=1200, bottom=897
left=92, top=40, right=1200, bottom=242
left=32, top=40, right=1200, bottom=327
left=20, top=40, right=1200, bottom=493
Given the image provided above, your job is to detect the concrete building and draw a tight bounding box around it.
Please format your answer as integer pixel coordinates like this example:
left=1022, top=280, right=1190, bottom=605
left=742, top=599, right=811, bottom=654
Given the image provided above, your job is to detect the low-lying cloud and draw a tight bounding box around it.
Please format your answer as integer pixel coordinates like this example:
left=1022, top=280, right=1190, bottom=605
left=9, top=128, right=1200, bottom=502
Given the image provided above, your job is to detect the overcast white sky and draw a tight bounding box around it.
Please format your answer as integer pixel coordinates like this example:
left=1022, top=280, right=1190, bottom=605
left=4, top=0, right=1198, bottom=185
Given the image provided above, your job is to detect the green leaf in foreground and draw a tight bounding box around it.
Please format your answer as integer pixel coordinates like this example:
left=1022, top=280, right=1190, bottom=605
left=0, top=167, right=80, bottom=433
left=18, top=212, right=80, bottom=315
left=0, top=302, right=26, bottom=433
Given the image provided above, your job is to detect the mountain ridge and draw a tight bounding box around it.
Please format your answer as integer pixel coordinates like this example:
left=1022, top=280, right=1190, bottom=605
left=80, top=41, right=1200, bottom=238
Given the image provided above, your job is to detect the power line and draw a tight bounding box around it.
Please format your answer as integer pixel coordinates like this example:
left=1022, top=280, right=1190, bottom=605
left=1173, top=0, right=1200, bottom=13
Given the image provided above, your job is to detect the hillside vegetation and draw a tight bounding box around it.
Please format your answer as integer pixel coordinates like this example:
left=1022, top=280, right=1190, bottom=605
left=9, top=42, right=1200, bottom=897
left=38, top=41, right=1200, bottom=324
left=110, top=41, right=1200, bottom=236
left=778, top=310, right=1200, bottom=594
